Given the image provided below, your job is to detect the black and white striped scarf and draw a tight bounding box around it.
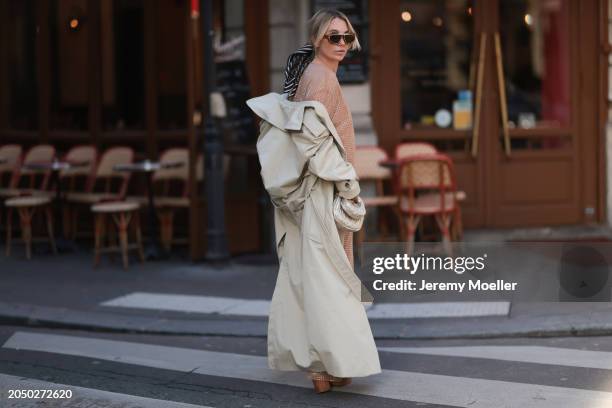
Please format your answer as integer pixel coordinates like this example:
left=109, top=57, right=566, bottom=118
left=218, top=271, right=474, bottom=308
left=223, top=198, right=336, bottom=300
left=282, top=43, right=315, bottom=98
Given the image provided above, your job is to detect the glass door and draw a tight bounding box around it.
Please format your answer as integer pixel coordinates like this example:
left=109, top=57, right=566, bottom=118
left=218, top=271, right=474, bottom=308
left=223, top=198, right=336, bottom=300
left=373, top=0, right=484, bottom=226
left=371, top=0, right=600, bottom=228
left=487, top=0, right=585, bottom=226
left=399, top=0, right=474, bottom=137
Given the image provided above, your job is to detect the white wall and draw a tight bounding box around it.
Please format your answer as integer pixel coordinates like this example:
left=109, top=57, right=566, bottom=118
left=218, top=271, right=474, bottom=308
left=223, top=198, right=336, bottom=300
left=268, top=0, right=309, bottom=92
left=607, top=124, right=612, bottom=225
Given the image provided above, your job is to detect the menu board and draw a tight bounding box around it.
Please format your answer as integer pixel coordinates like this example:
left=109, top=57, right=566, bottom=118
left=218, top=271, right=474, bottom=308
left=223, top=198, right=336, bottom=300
left=215, top=60, right=257, bottom=144
left=312, top=0, right=369, bottom=83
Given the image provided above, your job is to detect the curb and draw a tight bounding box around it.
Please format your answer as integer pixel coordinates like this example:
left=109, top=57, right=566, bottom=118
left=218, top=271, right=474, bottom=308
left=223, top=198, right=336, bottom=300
left=2, top=302, right=612, bottom=340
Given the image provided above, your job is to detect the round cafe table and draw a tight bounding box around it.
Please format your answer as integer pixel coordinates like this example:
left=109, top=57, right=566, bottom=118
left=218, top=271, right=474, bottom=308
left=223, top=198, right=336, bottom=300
left=114, top=160, right=185, bottom=260
left=22, top=159, right=90, bottom=252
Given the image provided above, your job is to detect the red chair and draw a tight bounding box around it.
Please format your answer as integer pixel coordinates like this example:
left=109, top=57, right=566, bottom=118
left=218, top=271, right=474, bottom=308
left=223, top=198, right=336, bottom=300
left=396, top=153, right=462, bottom=255
left=395, top=142, right=466, bottom=241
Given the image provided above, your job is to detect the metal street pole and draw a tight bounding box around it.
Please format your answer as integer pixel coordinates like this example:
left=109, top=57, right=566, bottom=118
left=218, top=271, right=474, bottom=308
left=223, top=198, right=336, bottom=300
left=200, top=0, right=229, bottom=261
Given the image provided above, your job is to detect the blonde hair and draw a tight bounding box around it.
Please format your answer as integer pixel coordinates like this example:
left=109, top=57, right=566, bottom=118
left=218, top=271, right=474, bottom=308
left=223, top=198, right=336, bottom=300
left=308, top=9, right=361, bottom=51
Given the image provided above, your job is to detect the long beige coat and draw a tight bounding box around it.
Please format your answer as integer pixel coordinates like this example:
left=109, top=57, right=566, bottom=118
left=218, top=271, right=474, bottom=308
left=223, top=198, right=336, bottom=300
left=247, top=92, right=381, bottom=378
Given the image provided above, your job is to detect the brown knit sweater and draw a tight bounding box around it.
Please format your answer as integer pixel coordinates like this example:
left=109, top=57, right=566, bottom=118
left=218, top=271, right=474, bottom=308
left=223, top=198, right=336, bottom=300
left=291, top=60, right=356, bottom=268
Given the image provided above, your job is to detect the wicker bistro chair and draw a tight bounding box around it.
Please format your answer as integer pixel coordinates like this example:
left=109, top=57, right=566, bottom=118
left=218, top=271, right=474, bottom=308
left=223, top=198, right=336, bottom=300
left=0, top=145, right=23, bottom=232
left=128, top=150, right=232, bottom=252
left=154, top=149, right=194, bottom=251
left=66, top=147, right=134, bottom=239
left=91, top=200, right=144, bottom=269
left=354, top=146, right=400, bottom=250
left=0, top=145, right=23, bottom=190
left=59, top=145, right=98, bottom=187
left=395, top=142, right=437, bottom=160
left=5, top=195, right=56, bottom=259
left=0, top=144, right=56, bottom=198
left=58, top=145, right=98, bottom=235
left=2, top=145, right=57, bottom=258
left=394, top=142, right=466, bottom=241
left=127, top=150, right=211, bottom=252
left=396, top=153, right=462, bottom=255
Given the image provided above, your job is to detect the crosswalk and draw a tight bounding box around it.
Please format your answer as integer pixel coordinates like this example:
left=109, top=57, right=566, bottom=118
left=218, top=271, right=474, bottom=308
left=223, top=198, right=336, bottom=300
left=101, top=292, right=511, bottom=318
left=378, top=345, right=612, bottom=370
left=3, top=330, right=612, bottom=407
left=0, top=373, right=210, bottom=408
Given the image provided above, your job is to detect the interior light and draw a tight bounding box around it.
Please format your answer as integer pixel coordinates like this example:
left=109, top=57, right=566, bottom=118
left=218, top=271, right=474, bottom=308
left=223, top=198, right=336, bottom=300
left=401, top=11, right=412, bottom=22
left=66, top=6, right=85, bottom=32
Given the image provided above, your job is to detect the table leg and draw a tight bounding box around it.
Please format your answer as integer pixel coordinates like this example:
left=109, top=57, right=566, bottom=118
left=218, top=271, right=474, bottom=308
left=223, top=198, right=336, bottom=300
left=144, top=172, right=166, bottom=260
left=53, top=171, right=76, bottom=252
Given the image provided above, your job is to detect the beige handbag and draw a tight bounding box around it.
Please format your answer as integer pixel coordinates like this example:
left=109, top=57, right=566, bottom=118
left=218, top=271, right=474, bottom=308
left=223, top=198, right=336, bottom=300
left=333, top=195, right=366, bottom=232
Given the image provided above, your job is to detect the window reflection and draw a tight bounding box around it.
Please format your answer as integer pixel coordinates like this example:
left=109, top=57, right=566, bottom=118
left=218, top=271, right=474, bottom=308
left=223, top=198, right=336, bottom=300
left=0, top=0, right=39, bottom=130
left=157, top=0, right=186, bottom=130
left=400, top=0, right=474, bottom=130
left=101, top=0, right=145, bottom=131
left=500, top=0, right=571, bottom=128
left=50, top=0, right=89, bottom=130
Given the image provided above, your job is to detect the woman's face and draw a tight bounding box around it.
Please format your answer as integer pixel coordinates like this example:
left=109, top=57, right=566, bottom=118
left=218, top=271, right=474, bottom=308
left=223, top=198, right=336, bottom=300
left=316, top=17, right=350, bottom=63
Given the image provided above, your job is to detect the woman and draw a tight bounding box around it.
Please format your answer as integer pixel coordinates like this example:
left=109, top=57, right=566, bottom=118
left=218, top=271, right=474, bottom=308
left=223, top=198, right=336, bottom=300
left=284, top=9, right=380, bottom=392
left=288, top=9, right=360, bottom=271
left=248, top=9, right=381, bottom=394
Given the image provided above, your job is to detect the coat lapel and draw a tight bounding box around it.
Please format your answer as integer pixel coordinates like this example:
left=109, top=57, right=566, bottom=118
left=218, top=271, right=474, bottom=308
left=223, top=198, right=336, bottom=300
left=246, top=93, right=348, bottom=159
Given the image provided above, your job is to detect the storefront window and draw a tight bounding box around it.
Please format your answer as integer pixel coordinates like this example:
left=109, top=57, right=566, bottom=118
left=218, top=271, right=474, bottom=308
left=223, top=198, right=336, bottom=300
left=0, top=0, right=39, bottom=130
left=157, top=0, right=186, bottom=130
left=400, top=0, right=474, bottom=130
left=49, top=0, right=89, bottom=130
left=101, top=0, right=145, bottom=131
left=500, top=0, right=571, bottom=129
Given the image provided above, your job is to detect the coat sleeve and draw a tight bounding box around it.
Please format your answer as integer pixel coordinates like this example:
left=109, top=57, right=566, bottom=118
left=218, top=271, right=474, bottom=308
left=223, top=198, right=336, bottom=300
left=292, top=109, right=360, bottom=199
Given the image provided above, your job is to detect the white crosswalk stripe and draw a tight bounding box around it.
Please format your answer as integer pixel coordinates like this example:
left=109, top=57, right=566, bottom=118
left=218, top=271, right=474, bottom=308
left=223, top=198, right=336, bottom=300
left=0, top=373, right=212, bottom=408
left=101, top=292, right=511, bottom=318
left=379, top=345, right=612, bottom=370
left=3, top=331, right=612, bottom=408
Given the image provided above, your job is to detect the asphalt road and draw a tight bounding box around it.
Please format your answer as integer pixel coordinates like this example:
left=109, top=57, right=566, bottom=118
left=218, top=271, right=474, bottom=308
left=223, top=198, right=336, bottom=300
left=1, top=324, right=612, bottom=407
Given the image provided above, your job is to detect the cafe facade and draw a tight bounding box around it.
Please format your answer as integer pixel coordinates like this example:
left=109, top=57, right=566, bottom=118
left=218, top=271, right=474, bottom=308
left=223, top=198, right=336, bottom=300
left=1, top=0, right=611, bottom=258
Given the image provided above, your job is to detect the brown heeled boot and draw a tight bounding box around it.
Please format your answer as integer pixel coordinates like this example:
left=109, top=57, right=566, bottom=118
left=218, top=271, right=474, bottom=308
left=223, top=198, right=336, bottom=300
left=308, top=371, right=332, bottom=393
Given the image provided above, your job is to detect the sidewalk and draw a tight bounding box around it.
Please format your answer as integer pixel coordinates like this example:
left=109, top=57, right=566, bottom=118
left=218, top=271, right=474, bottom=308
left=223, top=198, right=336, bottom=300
left=2, top=226, right=612, bottom=340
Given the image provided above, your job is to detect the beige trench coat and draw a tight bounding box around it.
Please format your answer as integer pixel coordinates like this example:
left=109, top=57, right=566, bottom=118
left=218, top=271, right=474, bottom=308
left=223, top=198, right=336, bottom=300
left=247, top=92, right=381, bottom=378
